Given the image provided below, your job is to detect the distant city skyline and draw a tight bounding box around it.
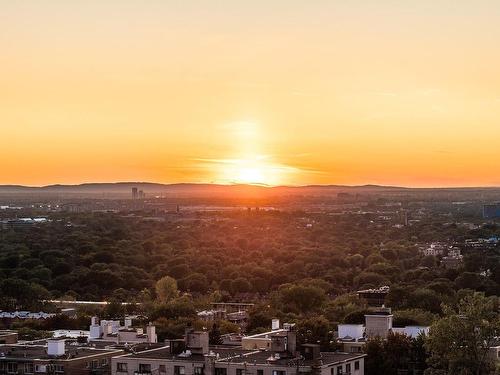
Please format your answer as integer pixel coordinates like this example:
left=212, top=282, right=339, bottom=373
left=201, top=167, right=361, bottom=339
left=2, top=1, right=500, bottom=187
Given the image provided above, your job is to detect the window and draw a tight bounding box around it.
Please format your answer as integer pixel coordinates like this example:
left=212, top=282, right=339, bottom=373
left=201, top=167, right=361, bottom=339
left=336, top=366, right=343, bottom=375
left=194, top=367, right=204, bottom=375
left=175, top=365, right=186, bottom=375
left=160, top=365, right=167, bottom=373
left=272, top=371, right=285, bottom=375
left=330, top=368, right=334, bottom=375
left=54, top=364, right=64, bottom=373
left=92, top=360, right=99, bottom=369
left=257, top=370, right=264, bottom=375
left=117, top=362, right=128, bottom=372
left=24, top=363, right=35, bottom=374
left=215, top=368, right=227, bottom=375
left=139, top=363, right=152, bottom=372
left=101, top=358, right=108, bottom=366
left=346, top=363, right=351, bottom=373
left=354, top=361, right=359, bottom=371
left=237, top=369, right=245, bottom=375
left=7, top=363, right=18, bottom=374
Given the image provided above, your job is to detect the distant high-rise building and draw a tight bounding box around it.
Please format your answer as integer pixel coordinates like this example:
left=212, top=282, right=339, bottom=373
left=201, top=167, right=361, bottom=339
left=483, top=203, right=500, bottom=219
left=132, top=187, right=138, bottom=199
left=399, top=209, right=409, bottom=226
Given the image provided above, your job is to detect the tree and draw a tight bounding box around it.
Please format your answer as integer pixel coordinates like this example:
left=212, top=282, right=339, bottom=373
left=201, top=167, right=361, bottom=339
left=209, top=323, right=223, bottom=345
left=364, top=333, right=422, bottom=375
left=296, top=315, right=337, bottom=351
left=383, top=333, right=412, bottom=375
left=364, top=337, right=390, bottom=375
left=425, top=293, right=500, bottom=375
left=409, top=289, right=443, bottom=314
left=155, top=276, right=179, bottom=303
left=274, top=284, right=327, bottom=313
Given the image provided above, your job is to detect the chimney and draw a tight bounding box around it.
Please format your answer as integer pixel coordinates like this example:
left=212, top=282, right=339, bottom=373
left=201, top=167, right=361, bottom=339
left=185, top=330, right=209, bottom=355
left=272, top=319, right=280, bottom=330
left=89, top=317, right=102, bottom=340
left=147, top=323, right=157, bottom=343
left=105, top=323, right=113, bottom=335
left=47, top=339, right=65, bottom=356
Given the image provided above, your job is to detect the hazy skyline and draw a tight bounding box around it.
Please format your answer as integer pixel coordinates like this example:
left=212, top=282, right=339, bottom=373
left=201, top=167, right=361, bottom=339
left=2, top=1, right=500, bottom=187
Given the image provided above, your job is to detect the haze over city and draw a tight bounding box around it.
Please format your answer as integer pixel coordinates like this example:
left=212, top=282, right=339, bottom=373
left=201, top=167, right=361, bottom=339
left=2, top=1, right=500, bottom=187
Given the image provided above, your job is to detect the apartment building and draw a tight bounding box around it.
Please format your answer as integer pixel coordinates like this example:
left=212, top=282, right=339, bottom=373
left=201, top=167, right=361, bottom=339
left=0, top=338, right=124, bottom=375
left=112, top=326, right=365, bottom=375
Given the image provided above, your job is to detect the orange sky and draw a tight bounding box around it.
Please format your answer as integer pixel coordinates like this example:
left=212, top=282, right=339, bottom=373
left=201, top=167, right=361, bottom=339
left=2, top=1, right=500, bottom=187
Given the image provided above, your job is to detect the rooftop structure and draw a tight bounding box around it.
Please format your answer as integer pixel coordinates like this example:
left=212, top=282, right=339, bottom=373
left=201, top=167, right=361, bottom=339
left=89, top=317, right=157, bottom=345
left=0, top=310, right=56, bottom=320
left=241, top=320, right=295, bottom=350
left=357, top=286, right=389, bottom=307
left=337, top=309, right=429, bottom=353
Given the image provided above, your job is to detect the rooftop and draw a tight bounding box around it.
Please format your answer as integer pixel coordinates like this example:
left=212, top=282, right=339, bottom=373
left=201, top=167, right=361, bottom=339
left=225, top=350, right=365, bottom=367
left=122, top=346, right=254, bottom=362
left=0, top=344, right=122, bottom=361
left=243, top=329, right=288, bottom=340
left=119, top=345, right=365, bottom=367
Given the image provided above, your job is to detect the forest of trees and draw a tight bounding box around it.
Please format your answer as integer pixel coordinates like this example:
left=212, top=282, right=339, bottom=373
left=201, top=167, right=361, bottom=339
left=1, top=207, right=500, bottom=373
left=1, top=210, right=499, bottom=306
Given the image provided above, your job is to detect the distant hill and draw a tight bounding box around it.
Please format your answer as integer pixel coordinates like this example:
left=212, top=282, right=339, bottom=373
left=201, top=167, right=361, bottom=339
left=0, top=182, right=404, bottom=198
left=0, top=182, right=499, bottom=199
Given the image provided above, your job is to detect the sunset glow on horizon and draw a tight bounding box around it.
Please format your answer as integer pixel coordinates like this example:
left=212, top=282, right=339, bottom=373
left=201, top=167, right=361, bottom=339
left=2, top=1, right=500, bottom=187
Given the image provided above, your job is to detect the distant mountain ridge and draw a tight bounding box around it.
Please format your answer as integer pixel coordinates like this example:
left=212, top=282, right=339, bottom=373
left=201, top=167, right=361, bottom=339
left=0, top=181, right=499, bottom=199
left=0, top=182, right=408, bottom=199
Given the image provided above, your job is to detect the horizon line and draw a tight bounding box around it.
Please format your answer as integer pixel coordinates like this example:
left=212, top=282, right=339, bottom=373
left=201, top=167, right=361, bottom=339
left=1, top=181, right=500, bottom=190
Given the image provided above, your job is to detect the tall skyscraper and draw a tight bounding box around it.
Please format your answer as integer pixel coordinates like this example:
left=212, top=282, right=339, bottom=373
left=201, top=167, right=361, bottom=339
left=132, top=187, right=138, bottom=199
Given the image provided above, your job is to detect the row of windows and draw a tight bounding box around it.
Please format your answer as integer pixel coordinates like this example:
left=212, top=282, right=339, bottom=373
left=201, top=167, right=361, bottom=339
left=86, top=358, right=109, bottom=369
left=0, top=362, right=62, bottom=374
left=117, top=363, right=202, bottom=374
left=216, top=368, right=278, bottom=375
left=329, top=361, right=360, bottom=375
left=116, top=364, right=296, bottom=375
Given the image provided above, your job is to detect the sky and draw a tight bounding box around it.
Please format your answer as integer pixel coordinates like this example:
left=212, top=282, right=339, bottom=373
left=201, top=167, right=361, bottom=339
left=2, top=0, right=500, bottom=187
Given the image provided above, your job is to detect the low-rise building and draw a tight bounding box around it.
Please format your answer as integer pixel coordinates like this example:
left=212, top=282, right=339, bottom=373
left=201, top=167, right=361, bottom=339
left=89, top=317, right=157, bottom=345
left=0, top=338, right=124, bottom=375
left=357, top=286, right=389, bottom=307
left=420, top=243, right=448, bottom=257
left=337, top=308, right=429, bottom=353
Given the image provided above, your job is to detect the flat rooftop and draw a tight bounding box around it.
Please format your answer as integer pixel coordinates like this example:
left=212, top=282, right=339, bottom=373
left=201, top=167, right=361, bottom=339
left=0, top=331, right=17, bottom=335
left=0, top=344, right=122, bottom=361
left=243, top=329, right=287, bottom=339
left=122, top=346, right=254, bottom=362
left=226, top=351, right=365, bottom=367
left=121, top=346, right=365, bottom=367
